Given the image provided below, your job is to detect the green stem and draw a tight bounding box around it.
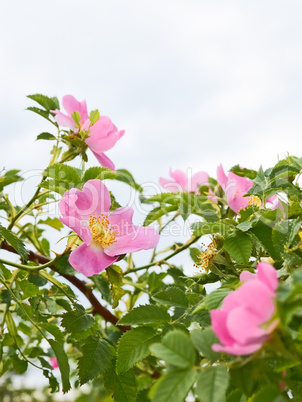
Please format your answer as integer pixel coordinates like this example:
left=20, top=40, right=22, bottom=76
left=126, top=236, right=201, bottom=274
left=150, top=212, right=180, bottom=263
left=0, top=257, right=59, bottom=272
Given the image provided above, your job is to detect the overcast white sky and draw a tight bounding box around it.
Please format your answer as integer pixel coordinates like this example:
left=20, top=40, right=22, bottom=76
left=1, top=0, right=302, bottom=184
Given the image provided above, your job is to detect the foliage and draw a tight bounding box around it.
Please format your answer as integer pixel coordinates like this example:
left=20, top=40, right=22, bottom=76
left=0, top=94, right=301, bottom=401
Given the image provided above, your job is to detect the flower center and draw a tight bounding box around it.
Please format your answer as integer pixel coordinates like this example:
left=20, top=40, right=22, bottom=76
left=195, top=238, right=217, bottom=271
left=88, top=215, right=118, bottom=247
left=247, top=195, right=261, bottom=207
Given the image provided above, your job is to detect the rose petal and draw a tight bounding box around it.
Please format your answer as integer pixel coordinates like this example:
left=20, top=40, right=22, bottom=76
left=210, top=310, right=236, bottom=346
left=105, top=225, right=159, bottom=257
left=169, top=169, right=187, bottom=188
left=90, top=150, right=116, bottom=171
left=62, top=95, right=89, bottom=121
left=256, top=262, right=278, bottom=293
left=227, top=306, right=266, bottom=344
left=69, top=242, right=118, bottom=276
left=212, top=341, right=263, bottom=356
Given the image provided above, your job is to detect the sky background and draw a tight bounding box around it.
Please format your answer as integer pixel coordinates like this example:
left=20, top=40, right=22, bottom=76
left=1, top=1, right=302, bottom=396
left=1, top=0, right=302, bottom=182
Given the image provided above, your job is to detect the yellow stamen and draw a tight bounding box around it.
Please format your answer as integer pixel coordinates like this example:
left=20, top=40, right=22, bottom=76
left=247, top=195, right=261, bottom=208
left=195, top=239, right=217, bottom=271
left=88, top=214, right=118, bottom=247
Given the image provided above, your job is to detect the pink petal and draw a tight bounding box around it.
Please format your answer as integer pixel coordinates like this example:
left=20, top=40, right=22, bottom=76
left=227, top=306, right=266, bottom=344
left=210, top=310, right=236, bottom=346
left=240, top=270, right=256, bottom=282
left=228, top=172, right=253, bottom=194
left=69, top=242, right=118, bottom=276
left=86, top=117, right=125, bottom=153
left=62, top=95, right=89, bottom=121
left=228, top=192, right=250, bottom=214
left=217, top=165, right=228, bottom=190
left=108, top=207, right=134, bottom=229
left=90, top=150, right=116, bottom=171
left=60, top=215, right=92, bottom=245
left=221, top=289, right=242, bottom=312
left=189, top=171, right=209, bottom=192
left=159, top=177, right=183, bottom=192
left=235, top=281, right=276, bottom=322
left=169, top=169, right=187, bottom=188
left=104, top=225, right=159, bottom=257
left=58, top=190, right=79, bottom=218
left=212, top=341, right=263, bottom=355
left=82, top=179, right=111, bottom=215
left=50, top=357, right=59, bottom=369
left=81, top=119, right=91, bottom=131
left=64, top=180, right=111, bottom=219
left=256, top=262, right=278, bottom=293
left=52, top=110, right=75, bottom=129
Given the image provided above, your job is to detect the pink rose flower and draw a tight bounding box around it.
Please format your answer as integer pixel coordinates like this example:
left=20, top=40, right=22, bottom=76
left=217, top=165, right=253, bottom=213
left=52, top=95, right=124, bottom=171
left=159, top=169, right=209, bottom=193
left=217, top=165, right=282, bottom=214
left=59, top=180, right=159, bottom=276
left=50, top=357, right=59, bottom=369
left=210, top=262, right=279, bottom=355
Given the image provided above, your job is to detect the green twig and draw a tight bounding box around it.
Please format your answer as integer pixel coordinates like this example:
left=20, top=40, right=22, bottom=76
left=126, top=236, right=201, bottom=274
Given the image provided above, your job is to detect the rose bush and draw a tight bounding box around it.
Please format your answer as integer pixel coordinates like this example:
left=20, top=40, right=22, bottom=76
left=0, top=93, right=301, bottom=401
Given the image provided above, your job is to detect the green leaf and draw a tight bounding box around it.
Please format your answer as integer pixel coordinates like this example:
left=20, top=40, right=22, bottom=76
left=0, top=263, right=12, bottom=280
left=115, top=169, right=143, bottom=193
left=150, top=367, right=195, bottom=402
left=0, top=224, right=28, bottom=261
left=189, top=247, right=201, bottom=264
left=0, top=169, right=23, bottom=191
left=11, top=354, right=28, bottom=374
left=116, top=327, right=159, bottom=374
left=6, top=311, right=17, bottom=338
left=249, top=385, right=280, bottom=402
left=142, top=192, right=180, bottom=205
left=27, top=94, right=59, bottom=111
left=106, top=265, right=125, bottom=308
left=118, top=305, right=170, bottom=326
left=38, top=217, right=63, bottom=231
left=196, top=366, right=229, bottom=402
left=205, top=288, right=232, bottom=310
left=82, top=166, right=116, bottom=182
left=18, top=279, right=39, bottom=299
left=36, top=132, right=56, bottom=141
left=229, top=165, right=258, bottom=180
left=236, top=221, right=253, bottom=232
left=272, top=218, right=301, bottom=255
left=143, top=205, right=178, bottom=226
left=48, top=339, right=71, bottom=393
left=89, top=109, right=100, bottom=125
left=192, top=221, right=234, bottom=237
left=42, top=163, right=82, bottom=190
left=41, top=323, right=64, bottom=344
left=77, top=337, right=115, bottom=385
left=190, top=328, right=220, bottom=361
left=152, top=286, right=188, bottom=308
left=249, top=223, right=280, bottom=261
left=114, top=369, right=137, bottom=402
left=150, top=330, right=195, bottom=368
left=27, top=106, right=55, bottom=125
left=224, top=232, right=252, bottom=264
left=61, top=304, right=95, bottom=333
left=71, top=111, right=81, bottom=125
left=90, top=273, right=112, bottom=303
